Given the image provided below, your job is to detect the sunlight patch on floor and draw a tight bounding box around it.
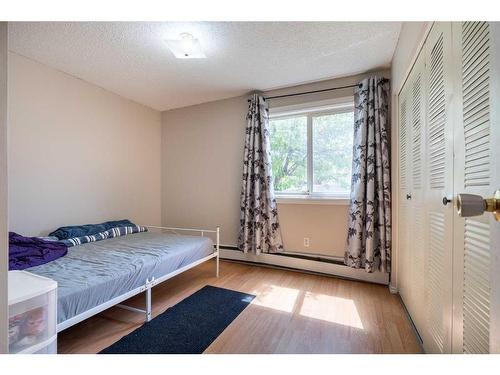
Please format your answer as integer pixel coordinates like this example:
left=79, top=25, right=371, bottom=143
left=299, top=292, right=364, bottom=329
left=252, top=285, right=300, bottom=313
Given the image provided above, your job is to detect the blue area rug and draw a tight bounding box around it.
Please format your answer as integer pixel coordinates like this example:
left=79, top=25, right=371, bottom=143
left=100, top=285, right=255, bottom=354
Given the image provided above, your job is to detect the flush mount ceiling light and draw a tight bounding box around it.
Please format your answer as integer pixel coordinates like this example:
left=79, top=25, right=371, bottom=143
left=165, top=32, right=206, bottom=59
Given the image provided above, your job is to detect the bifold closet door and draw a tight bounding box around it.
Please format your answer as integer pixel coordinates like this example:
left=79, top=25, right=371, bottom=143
left=398, top=48, right=427, bottom=337
left=408, top=50, right=427, bottom=336
left=452, top=21, right=500, bottom=354
left=398, top=80, right=411, bottom=312
left=421, top=22, right=454, bottom=354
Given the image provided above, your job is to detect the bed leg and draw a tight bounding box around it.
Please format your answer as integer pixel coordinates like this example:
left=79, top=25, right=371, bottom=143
left=216, top=226, right=220, bottom=278
left=145, top=287, right=152, bottom=322
left=216, top=254, right=220, bottom=278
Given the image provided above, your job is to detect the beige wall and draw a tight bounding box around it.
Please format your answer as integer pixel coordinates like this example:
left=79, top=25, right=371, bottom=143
left=161, top=96, right=247, bottom=246
left=162, top=69, right=389, bottom=258
left=277, top=203, right=349, bottom=256
left=0, top=22, right=8, bottom=354
left=390, top=22, right=431, bottom=289
left=8, top=53, right=162, bottom=236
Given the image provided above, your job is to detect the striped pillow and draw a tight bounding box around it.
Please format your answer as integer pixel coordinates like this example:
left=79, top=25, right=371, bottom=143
left=61, top=225, right=148, bottom=247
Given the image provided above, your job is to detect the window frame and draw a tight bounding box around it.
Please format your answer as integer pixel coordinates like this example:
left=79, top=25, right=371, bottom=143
left=268, top=97, right=354, bottom=203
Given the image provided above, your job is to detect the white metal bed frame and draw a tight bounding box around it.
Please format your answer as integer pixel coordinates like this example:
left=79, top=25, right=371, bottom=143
left=56, top=225, right=220, bottom=333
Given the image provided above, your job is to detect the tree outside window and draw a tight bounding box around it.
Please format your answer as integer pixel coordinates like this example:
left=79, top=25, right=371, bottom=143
left=269, top=106, right=354, bottom=197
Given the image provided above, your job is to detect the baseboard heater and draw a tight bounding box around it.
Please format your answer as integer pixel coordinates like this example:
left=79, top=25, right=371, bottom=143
left=219, top=245, right=343, bottom=264
left=218, top=246, right=389, bottom=285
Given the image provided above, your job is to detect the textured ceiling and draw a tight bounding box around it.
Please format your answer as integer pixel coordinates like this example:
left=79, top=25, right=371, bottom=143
left=9, top=22, right=401, bottom=111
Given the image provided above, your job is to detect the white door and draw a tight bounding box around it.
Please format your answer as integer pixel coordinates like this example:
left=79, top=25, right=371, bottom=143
left=398, top=81, right=412, bottom=310
left=398, top=49, right=425, bottom=332
left=422, top=22, right=455, bottom=354
left=452, top=21, right=500, bottom=354
left=408, top=50, right=427, bottom=336
left=398, top=48, right=427, bottom=338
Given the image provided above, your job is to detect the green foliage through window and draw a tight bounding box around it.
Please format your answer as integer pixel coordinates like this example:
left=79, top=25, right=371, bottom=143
left=269, top=110, right=354, bottom=195
left=269, top=116, right=307, bottom=193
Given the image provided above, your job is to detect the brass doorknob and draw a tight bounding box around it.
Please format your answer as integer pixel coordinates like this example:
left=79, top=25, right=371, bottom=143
left=456, top=190, right=500, bottom=221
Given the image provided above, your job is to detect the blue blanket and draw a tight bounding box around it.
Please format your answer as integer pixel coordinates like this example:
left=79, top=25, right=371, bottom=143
left=9, top=232, right=68, bottom=270
left=61, top=225, right=148, bottom=247
left=49, top=219, right=135, bottom=240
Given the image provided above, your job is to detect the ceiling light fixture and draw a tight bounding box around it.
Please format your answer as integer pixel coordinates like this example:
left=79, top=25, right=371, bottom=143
left=165, top=32, right=206, bottom=59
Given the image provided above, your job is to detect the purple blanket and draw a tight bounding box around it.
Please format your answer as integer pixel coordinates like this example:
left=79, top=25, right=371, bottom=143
left=9, top=232, right=68, bottom=271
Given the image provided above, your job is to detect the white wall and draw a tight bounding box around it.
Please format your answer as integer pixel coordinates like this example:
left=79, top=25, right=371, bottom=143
left=8, top=53, right=162, bottom=236
left=0, top=22, right=8, bottom=354
left=390, top=22, right=431, bottom=290
left=162, top=69, right=389, bottom=258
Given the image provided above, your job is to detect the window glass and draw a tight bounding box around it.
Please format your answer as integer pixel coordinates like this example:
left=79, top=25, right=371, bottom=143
left=269, top=116, right=308, bottom=193
left=269, top=100, right=354, bottom=198
left=312, top=111, right=354, bottom=195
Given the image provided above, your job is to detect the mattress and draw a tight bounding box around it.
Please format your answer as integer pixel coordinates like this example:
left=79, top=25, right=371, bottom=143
left=27, top=232, right=215, bottom=324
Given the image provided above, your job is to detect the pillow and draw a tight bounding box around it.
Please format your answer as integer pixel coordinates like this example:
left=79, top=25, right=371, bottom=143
left=61, top=225, right=148, bottom=247
left=49, top=219, right=135, bottom=240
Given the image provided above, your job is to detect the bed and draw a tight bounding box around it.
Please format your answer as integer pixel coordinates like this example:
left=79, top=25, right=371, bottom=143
left=26, top=226, right=219, bottom=332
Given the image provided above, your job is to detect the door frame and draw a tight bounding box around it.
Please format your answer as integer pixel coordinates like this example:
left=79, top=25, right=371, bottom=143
left=487, top=22, right=500, bottom=354
left=0, top=21, right=8, bottom=354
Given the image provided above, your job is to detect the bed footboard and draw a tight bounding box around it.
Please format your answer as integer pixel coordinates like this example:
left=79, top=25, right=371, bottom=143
left=145, top=225, right=220, bottom=278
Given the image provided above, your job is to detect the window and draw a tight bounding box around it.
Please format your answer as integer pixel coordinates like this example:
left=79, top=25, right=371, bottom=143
left=269, top=98, right=354, bottom=200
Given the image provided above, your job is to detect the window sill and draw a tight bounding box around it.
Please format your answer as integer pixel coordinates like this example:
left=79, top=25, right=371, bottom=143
left=275, top=195, right=350, bottom=205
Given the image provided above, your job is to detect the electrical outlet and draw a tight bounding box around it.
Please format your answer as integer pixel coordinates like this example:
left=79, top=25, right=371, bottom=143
left=303, top=237, right=310, bottom=247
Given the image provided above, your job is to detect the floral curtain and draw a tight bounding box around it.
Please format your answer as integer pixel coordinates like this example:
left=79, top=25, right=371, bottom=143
left=345, top=77, right=391, bottom=273
left=238, top=94, right=284, bottom=254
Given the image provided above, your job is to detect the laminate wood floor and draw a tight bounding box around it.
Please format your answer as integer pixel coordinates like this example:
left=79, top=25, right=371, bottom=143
left=58, top=260, right=422, bottom=354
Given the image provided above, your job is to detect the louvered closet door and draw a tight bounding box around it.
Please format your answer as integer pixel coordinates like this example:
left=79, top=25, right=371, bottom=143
left=408, top=50, right=427, bottom=336
left=397, top=49, right=427, bottom=335
left=422, top=22, right=454, bottom=354
left=398, top=82, right=412, bottom=309
left=451, top=21, right=500, bottom=354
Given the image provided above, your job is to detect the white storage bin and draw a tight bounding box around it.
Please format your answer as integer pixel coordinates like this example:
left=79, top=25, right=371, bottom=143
left=8, top=271, right=57, bottom=354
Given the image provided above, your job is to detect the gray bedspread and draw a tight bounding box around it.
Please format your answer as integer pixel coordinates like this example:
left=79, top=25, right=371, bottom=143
left=27, top=232, right=214, bottom=324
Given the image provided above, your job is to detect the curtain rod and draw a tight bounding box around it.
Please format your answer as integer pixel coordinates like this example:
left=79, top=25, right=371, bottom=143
left=248, top=78, right=388, bottom=102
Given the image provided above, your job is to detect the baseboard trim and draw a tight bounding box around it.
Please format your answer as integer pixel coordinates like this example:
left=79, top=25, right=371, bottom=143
left=220, top=249, right=389, bottom=285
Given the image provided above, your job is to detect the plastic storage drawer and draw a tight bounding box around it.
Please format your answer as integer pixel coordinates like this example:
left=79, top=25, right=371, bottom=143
left=8, top=271, right=57, bottom=354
